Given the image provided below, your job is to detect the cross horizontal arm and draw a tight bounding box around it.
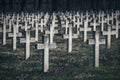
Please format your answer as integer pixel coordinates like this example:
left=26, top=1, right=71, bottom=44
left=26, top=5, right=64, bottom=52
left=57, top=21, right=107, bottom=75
left=99, top=39, right=106, bottom=44
left=37, top=44, right=45, bottom=49
left=49, top=43, right=57, bottom=49
left=89, top=39, right=95, bottom=45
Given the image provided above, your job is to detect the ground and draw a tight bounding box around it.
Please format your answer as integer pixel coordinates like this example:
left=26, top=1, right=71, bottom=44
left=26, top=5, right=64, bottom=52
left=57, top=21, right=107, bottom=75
left=0, top=33, right=120, bottom=80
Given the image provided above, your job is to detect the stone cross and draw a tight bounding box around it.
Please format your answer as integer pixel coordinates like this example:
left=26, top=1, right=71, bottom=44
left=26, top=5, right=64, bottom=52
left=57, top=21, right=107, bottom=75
left=44, top=13, right=50, bottom=26
left=38, top=19, right=45, bottom=32
left=9, top=19, right=13, bottom=31
left=63, top=24, right=78, bottom=53
left=97, top=11, right=102, bottom=23
left=73, top=12, right=79, bottom=21
left=62, top=20, right=69, bottom=34
left=5, top=14, right=11, bottom=21
left=90, top=19, right=100, bottom=31
left=15, top=19, right=21, bottom=33
left=103, top=25, right=116, bottom=48
left=92, top=13, right=96, bottom=19
left=85, top=11, right=91, bottom=23
left=100, top=12, right=106, bottom=31
left=115, top=11, right=119, bottom=20
left=111, top=12, right=115, bottom=25
left=20, top=30, right=36, bottom=59
left=112, top=16, right=120, bottom=38
left=45, top=26, right=58, bottom=44
left=28, top=17, right=34, bottom=27
left=89, top=31, right=105, bottom=67
left=8, top=24, right=22, bottom=50
left=75, top=17, right=83, bottom=35
left=31, top=19, right=44, bottom=41
left=80, top=13, right=85, bottom=23
left=0, top=18, right=11, bottom=45
left=36, top=35, right=57, bottom=72
left=52, top=14, right=58, bottom=22
left=106, top=14, right=112, bottom=25
left=0, top=13, right=4, bottom=21
left=79, top=20, right=92, bottom=42
left=45, top=16, right=58, bottom=44
left=20, top=21, right=36, bottom=59
left=51, top=17, right=58, bottom=28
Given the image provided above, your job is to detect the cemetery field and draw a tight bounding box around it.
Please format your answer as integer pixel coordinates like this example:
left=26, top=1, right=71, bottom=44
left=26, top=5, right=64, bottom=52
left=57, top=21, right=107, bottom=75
left=0, top=34, right=120, bottom=80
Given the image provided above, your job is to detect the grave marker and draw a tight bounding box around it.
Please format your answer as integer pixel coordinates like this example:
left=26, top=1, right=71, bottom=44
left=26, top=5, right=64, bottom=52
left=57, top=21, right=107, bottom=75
left=62, top=20, right=69, bottom=34
left=31, top=19, right=44, bottom=41
left=20, top=21, right=36, bottom=59
left=8, top=24, right=22, bottom=50
left=36, top=35, right=57, bottom=72
left=89, top=31, right=105, bottom=67
left=103, top=25, right=116, bottom=48
left=79, top=20, right=92, bottom=42
left=100, top=12, right=106, bottom=31
left=63, top=24, right=78, bottom=53
left=0, top=18, right=11, bottom=45
left=45, top=27, right=58, bottom=44
left=106, top=14, right=112, bottom=25
left=112, top=17, right=120, bottom=38
left=90, top=19, right=100, bottom=31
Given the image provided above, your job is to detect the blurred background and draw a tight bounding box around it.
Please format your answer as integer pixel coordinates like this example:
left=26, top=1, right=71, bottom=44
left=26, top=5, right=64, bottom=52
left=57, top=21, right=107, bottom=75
left=0, top=0, right=120, bottom=12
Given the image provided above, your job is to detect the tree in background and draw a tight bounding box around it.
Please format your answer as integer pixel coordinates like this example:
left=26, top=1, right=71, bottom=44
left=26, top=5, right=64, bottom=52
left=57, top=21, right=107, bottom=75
left=1, top=0, right=6, bottom=12
left=38, top=0, right=42, bottom=10
left=9, top=0, right=13, bottom=10
left=0, top=0, right=120, bottom=12
left=21, top=0, right=27, bottom=11
left=52, top=0, right=67, bottom=11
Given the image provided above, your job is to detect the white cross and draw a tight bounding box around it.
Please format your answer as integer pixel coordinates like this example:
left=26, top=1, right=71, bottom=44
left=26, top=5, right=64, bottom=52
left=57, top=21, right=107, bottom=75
left=80, top=20, right=92, bottom=42
left=85, top=11, right=91, bottom=23
left=38, top=19, right=45, bottom=32
left=106, top=14, right=112, bottom=25
left=63, top=24, right=78, bottom=53
left=103, top=25, right=116, bottom=48
left=45, top=26, right=58, bottom=44
left=89, top=31, right=105, bottom=67
left=0, top=18, right=11, bottom=45
left=28, top=17, right=34, bottom=28
left=8, top=19, right=12, bottom=32
left=75, top=17, right=83, bottom=35
left=8, top=24, right=22, bottom=50
left=20, top=20, right=36, bottom=59
left=62, top=20, right=69, bottom=34
left=112, top=19, right=120, bottom=38
left=20, top=30, right=36, bottom=59
left=44, top=13, right=50, bottom=26
left=31, top=19, right=44, bottom=41
left=90, top=19, right=100, bottom=31
left=111, top=12, right=115, bottom=25
left=100, top=12, right=106, bottom=31
left=36, top=34, right=57, bottom=72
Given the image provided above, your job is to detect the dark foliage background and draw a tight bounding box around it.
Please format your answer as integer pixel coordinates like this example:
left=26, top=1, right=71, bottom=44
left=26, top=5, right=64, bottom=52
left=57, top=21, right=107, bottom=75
left=0, top=0, right=120, bottom=12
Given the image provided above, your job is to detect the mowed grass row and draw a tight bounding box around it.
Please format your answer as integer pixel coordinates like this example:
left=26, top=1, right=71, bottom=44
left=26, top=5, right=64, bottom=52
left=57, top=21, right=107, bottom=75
left=0, top=29, right=120, bottom=80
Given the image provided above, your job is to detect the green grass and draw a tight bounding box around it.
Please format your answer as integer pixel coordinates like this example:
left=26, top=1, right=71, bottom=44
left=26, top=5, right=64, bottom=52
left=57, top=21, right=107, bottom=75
left=0, top=34, right=120, bottom=80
